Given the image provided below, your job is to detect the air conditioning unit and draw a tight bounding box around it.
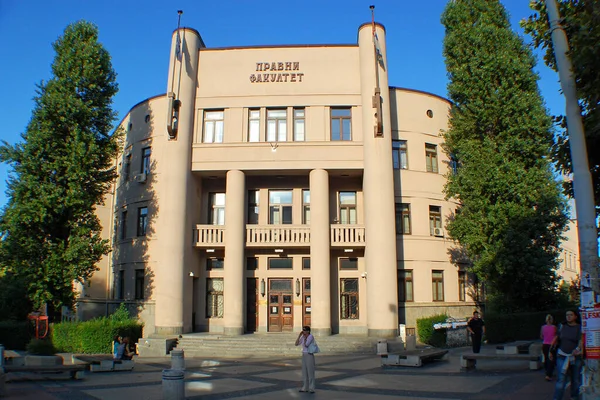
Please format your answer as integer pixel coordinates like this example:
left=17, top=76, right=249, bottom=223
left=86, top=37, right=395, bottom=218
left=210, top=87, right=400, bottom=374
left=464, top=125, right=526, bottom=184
left=134, top=173, right=147, bottom=183
left=433, top=227, right=444, bottom=237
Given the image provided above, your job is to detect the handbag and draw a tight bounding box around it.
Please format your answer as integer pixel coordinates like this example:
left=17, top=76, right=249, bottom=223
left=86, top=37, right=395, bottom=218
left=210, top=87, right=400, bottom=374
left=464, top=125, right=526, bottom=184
left=308, top=339, right=320, bottom=354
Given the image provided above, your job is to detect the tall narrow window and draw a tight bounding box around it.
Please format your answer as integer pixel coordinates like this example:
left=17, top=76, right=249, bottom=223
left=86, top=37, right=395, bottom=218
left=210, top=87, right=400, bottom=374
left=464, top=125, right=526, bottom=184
left=124, top=153, right=132, bottom=180
left=267, top=109, right=287, bottom=142
left=302, top=190, right=310, bottom=224
left=135, top=269, right=145, bottom=300
left=339, top=192, right=357, bottom=224
left=331, top=108, right=352, bottom=141
left=458, top=271, right=467, bottom=302
left=118, top=270, right=125, bottom=300
left=137, top=207, right=148, bottom=236
left=425, top=143, right=438, bottom=173
left=120, top=211, right=127, bottom=240
left=141, top=147, right=151, bottom=175
left=432, top=270, right=444, bottom=302
left=294, top=108, right=305, bottom=141
left=209, top=193, right=226, bottom=225
left=248, top=109, right=260, bottom=142
left=206, top=278, right=224, bottom=318
left=269, top=190, right=293, bottom=224
left=398, top=270, right=413, bottom=302
left=392, top=140, right=408, bottom=169
left=247, top=190, right=259, bottom=224
left=450, top=153, right=459, bottom=175
left=302, top=257, right=311, bottom=270
left=395, top=203, right=411, bottom=234
left=429, top=206, right=442, bottom=236
left=340, top=278, right=359, bottom=319
left=203, top=110, right=224, bottom=143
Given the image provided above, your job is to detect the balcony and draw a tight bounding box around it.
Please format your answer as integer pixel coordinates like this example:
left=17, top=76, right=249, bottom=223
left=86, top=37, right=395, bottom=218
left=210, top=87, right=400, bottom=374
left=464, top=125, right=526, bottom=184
left=194, top=225, right=225, bottom=247
left=246, top=225, right=310, bottom=247
left=330, top=225, right=366, bottom=247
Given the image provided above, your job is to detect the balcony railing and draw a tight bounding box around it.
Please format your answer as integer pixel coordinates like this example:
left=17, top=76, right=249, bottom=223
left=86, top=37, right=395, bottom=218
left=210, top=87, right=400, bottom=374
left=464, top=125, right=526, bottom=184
left=194, top=225, right=225, bottom=247
left=246, top=225, right=310, bottom=247
left=330, top=225, right=366, bottom=246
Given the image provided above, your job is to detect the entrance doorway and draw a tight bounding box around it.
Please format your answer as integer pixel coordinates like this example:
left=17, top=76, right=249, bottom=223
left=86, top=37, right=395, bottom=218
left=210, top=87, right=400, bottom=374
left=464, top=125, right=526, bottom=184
left=246, top=278, right=258, bottom=333
left=302, top=278, right=311, bottom=327
left=268, top=279, right=293, bottom=332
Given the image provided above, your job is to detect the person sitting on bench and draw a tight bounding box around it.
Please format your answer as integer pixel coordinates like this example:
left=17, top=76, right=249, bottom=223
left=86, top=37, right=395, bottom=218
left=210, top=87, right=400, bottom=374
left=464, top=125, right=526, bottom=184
left=115, top=337, right=135, bottom=360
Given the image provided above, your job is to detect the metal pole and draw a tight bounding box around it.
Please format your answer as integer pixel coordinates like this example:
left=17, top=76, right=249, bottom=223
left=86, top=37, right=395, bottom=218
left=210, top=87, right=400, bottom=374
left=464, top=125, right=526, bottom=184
left=545, top=0, right=600, bottom=398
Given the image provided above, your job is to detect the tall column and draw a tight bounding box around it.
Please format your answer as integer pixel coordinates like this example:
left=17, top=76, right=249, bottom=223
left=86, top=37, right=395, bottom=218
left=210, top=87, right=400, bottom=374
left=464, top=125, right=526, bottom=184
left=154, top=28, right=203, bottom=335
left=223, top=170, right=245, bottom=335
left=310, top=169, right=331, bottom=336
left=358, top=23, right=399, bottom=337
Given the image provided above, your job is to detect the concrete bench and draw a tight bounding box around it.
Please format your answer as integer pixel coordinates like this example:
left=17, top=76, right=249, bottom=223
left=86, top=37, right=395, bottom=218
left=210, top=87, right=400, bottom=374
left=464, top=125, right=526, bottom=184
left=461, top=353, right=541, bottom=371
left=2, top=364, right=86, bottom=379
left=495, top=341, right=533, bottom=355
left=73, top=355, right=134, bottom=372
left=381, top=349, right=449, bottom=367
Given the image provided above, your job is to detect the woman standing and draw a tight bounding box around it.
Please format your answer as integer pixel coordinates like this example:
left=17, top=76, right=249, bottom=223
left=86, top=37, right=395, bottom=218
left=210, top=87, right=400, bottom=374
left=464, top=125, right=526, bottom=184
left=295, top=325, right=316, bottom=393
left=540, top=314, right=557, bottom=381
left=550, top=310, right=582, bottom=400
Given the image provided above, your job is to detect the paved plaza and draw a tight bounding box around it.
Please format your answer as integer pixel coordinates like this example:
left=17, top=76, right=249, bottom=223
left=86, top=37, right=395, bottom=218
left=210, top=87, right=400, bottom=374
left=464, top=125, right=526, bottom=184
left=2, top=346, right=557, bottom=399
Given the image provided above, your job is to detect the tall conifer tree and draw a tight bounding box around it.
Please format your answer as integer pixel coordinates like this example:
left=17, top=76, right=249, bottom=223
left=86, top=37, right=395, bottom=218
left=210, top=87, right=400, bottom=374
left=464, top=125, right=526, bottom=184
left=0, top=21, right=119, bottom=317
left=441, top=0, right=568, bottom=312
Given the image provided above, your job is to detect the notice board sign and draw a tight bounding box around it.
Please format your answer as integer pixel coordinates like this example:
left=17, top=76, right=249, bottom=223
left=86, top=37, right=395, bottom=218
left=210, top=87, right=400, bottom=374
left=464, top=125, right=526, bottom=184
left=582, top=309, right=600, bottom=359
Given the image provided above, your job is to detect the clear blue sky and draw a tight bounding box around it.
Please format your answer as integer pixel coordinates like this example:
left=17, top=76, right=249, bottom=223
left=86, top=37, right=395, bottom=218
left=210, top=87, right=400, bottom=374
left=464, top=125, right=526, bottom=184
left=0, top=0, right=564, bottom=209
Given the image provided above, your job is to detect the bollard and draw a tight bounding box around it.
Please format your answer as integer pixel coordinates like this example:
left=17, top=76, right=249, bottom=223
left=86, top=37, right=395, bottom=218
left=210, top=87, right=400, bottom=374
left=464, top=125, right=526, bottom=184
left=162, top=369, right=185, bottom=400
left=376, top=340, right=388, bottom=355
left=406, top=335, right=417, bottom=351
left=171, top=349, right=185, bottom=371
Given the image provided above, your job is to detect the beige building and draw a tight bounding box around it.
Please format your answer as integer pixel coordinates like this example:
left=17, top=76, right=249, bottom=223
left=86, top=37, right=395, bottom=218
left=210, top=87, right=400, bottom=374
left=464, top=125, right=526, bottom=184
left=81, top=22, right=580, bottom=337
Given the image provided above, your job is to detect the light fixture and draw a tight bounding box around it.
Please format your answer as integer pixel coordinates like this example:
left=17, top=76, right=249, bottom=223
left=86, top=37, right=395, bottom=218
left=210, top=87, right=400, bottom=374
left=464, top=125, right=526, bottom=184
left=270, top=142, right=279, bottom=152
left=206, top=249, right=215, bottom=253
left=260, top=279, right=266, bottom=297
left=361, top=272, right=368, bottom=279
left=274, top=249, right=284, bottom=253
left=296, top=278, right=301, bottom=297
left=189, top=272, right=195, bottom=277
left=344, top=249, right=354, bottom=253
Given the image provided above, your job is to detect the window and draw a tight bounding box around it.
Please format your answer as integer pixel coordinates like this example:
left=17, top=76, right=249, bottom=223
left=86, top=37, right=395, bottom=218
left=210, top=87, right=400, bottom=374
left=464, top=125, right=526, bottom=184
left=302, top=257, right=311, bottom=270
left=248, top=109, right=260, bottom=142
left=450, top=153, right=459, bottom=175
left=118, top=270, right=125, bottom=300
left=207, top=258, right=224, bottom=270
left=135, top=269, right=144, bottom=300
left=247, top=190, right=259, bottom=224
left=124, top=153, right=132, bottom=180
left=340, top=258, right=358, bottom=270
left=398, top=270, right=413, bottom=302
left=137, top=207, right=148, bottom=236
left=209, top=193, right=226, bottom=225
left=268, top=258, right=293, bottom=269
left=141, top=147, right=151, bottom=175
left=267, top=109, right=287, bottom=142
left=458, top=271, right=467, bottom=302
left=429, top=206, right=442, bottom=236
left=206, top=278, right=224, bottom=318
left=393, top=140, right=408, bottom=169
left=432, top=270, right=444, bottom=301
left=474, top=275, right=486, bottom=302
left=203, top=111, right=224, bottom=143
left=425, top=144, right=438, bottom=173
left=120, top=211, right=127, bottom=240
left=339, top=192, right=357, bottom=224
left=294, top=108, right=305, bottom=141
left=331, top=108, right=352, bottom=141
left=269, top=190, right=292, bottom=224
left=395, top=203, right=411, bottom=234
left=340, top=278, right=359, bottom=319
left=302, top=190, right=310, bottom=224
left=246, top=257, right=258, bottom=271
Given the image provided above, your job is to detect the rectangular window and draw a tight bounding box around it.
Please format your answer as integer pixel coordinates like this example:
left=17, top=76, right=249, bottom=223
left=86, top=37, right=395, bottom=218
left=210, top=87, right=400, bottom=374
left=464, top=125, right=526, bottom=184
left=248, top=109, right=260, bottom=142
left=124, top=153, right=132, bottom=180
left=206, top=278, right=224, bottom=318
left=207, top=258, right=224, bottom=270
left=141, top=147, right=151, bottom=175
left=137, top=207, right=148, bottom=236
left=458, top=271, right=467, bottom=302
left=209, top=193, right=226, bottom=225
left=267, top=109, right=287, bottom=142
left=474, top=275, right=486, bottom=302
left=450, top=154, right=459, bottom=175
left=302, top=190, right=310, bottom=224
left=134, top=269, right=144, bottom=300
left=203, top=111, right=224, bottom=143
left=398, top=270, right=413, bottom=302
left=118, top=270, right=125, bottom=300
left=247, top=190, right=259, bottom=224
left=302, top=257, right=311, bottom=270
left=339, top=192, right=357, bottom=224
left=268, top=258, right=293, bottom=269
left=432, top=270, right=444, bottom=302
left=340, top=278, right=359, bottom=319
left=246, top=257, right=258, bottom=271
left=120, top=211, right=127, bottom=240
left=425, top=143, right=438, bottom=173
left=392, top=140, right=408, bottom=169
left=331, top=108, right=352, bottom=141
left=294, top=108, right=305, bottom=141
left=429, top=206, right=442, bottom=236
left=395, top=203, right=411, bottom=234
left=269, top=190, right=293, bottom=224
left=340, top=258, right=358, bottom=270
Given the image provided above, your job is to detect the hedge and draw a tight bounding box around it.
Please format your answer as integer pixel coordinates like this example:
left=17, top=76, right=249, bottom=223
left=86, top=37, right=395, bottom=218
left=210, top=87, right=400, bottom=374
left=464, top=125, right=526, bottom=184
left=416, top=314, right=448, bottom=347
left=0, top=321, right=31, bottom=350
left=52, top=318, right=143, bottom=354
left=484, top=309, right=572, bottom=344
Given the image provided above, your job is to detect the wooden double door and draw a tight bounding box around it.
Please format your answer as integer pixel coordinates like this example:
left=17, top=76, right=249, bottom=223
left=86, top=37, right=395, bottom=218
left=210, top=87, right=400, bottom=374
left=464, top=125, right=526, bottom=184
left=268, top=279, right=294, bottom=332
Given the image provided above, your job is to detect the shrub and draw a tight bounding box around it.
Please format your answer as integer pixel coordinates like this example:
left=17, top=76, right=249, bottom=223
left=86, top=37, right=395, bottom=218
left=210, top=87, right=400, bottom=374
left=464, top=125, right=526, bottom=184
left=27, top=338, right=56, bottom=355
left=484, top=309, right=571, bottom=343
left=0, top=321, right=31, bottom=350
left=416, top=314, right=448, bottom=347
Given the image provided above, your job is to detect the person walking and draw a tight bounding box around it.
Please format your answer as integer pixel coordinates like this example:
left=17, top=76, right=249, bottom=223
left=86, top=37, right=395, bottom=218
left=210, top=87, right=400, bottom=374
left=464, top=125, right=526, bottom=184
left=550, top=310, right=582, bottom=400
left=540, top=314, right=558, bottom=381
left=467, top=310, right=485, bottom=353
left=295, top=325, right=316, bottom=393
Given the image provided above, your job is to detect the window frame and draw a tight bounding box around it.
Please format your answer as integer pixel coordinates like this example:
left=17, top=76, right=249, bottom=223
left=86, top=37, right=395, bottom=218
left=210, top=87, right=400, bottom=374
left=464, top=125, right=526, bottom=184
left=425, top=143, right=438, bottom=173
left=266, top=109, right=287, bottom=142
left=118, top=270, right=125, bottom=300
left=120, top=210, right=128, bottom=240
left=339, top=258, right=358, bottom=270
left=206, top=278, right=224, bottom=318
left=293, top=108, right=306, bottom=141
left=269, top=190, right=293, bottom=225
left=392, top=140, right=408, bottom=170
left=137, top=207, right=148, bottom=237
left=141, top=147, right=151, bottom=175
left=395, top=203, right=411, bottom=235
left=302, top=189, right=310, bottom=225
left=203, top=110, right=225, bottom=143
left=134, top=269, right=145, bottom=300
left=432, top=270, right=444, bottom=302
left=458, top=270, right=467, bottom=302
left=206, top=258, right=224, bottom=270
left=246, top=257, right=258, bottom=271
left=398, top=270, right=414, bottom=303
left=302, top=257, right=311, bottom=270
left=429, top=205, right=442, bottom=236
left=339, top=191, right=357, bottom=224
left=330, top=108, right=352, bottom=141
left=247, top=190, right=259, bottom=224
left=268, top=257, right=293, bottom=270
left=248, top=109, right=260, bottom=142
left=209, top=193, right=226, bottom=225
left=340, top=278, right=359, bottom=319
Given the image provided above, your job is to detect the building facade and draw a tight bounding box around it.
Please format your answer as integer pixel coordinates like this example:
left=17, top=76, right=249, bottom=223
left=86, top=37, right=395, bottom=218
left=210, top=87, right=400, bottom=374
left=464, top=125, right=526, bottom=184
left=81, top=22, right=580, bottom=337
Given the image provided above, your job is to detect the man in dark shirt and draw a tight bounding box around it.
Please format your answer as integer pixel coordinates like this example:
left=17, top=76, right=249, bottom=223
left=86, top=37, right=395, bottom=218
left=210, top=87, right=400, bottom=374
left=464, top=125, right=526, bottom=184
left=467, top=311, right=485, bottom=353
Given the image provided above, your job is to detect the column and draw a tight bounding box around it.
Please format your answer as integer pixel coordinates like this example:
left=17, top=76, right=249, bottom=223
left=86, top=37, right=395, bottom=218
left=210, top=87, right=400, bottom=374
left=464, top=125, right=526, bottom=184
left=358, top=23, right=399, bottom=337
left=223, top=170, right=245, bottom=335
left=310, top=169, right=331, bottom=336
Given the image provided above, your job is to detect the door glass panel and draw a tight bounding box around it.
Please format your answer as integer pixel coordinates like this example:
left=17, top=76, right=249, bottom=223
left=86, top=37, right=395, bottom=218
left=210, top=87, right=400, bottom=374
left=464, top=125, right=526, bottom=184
left=305, top=307, right=311, bottom=314
left=283, top=295, right=292, bottom=304
left=305, top=295, right=311, bottom=304
left=270, top=295, right=279, bottom=304
left=270, top=306, right=278, bottom=314
left=283, top=306, right=292, bottom=314
left=304, top=280, right=311, bottom=290
left=270, top=280, right=292, bottom=291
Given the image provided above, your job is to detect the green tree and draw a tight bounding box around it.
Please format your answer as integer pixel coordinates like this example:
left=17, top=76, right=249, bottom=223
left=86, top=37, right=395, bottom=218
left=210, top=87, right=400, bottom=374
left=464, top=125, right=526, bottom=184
left=522, top=1, right=600, bottom=225
left=0, top=21, right=119, bottom=319
left=441, top=0, right=569, bottom=312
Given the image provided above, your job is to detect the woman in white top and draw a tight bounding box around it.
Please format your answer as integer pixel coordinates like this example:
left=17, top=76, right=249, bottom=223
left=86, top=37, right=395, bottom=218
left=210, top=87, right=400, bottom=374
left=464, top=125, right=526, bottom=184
left=295, top=325, right=316, bottom=393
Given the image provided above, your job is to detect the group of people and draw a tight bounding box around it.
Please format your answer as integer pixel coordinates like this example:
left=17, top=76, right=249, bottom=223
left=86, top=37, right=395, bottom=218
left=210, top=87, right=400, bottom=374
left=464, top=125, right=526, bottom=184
left=112, top=335, right=135, bottom=360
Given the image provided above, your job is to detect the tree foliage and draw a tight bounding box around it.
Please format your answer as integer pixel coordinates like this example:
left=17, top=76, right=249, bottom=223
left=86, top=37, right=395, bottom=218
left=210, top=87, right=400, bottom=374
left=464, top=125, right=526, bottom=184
left=0, top=21, right=119, bottom=317
left=522, top=1, right=600, bottom=221
left=441, top=0, right=569, bottom=312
